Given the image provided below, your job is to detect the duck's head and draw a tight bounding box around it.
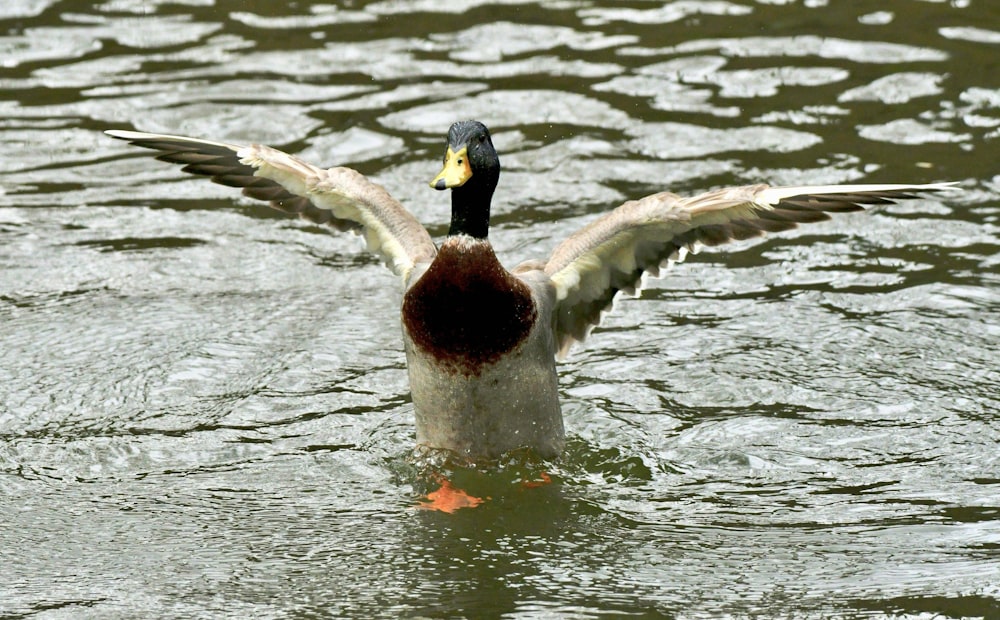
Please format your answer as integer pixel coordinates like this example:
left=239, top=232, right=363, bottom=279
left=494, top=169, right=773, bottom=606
left=430, top=120, right=499, bottom=239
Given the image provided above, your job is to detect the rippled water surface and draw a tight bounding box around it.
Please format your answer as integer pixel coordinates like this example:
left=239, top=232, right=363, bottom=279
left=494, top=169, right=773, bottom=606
left=2, top=1, right=999, bottom=618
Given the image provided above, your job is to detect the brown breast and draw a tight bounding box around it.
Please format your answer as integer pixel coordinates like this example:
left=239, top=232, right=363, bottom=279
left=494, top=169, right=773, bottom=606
left=402, top=237, right=537, bottom=377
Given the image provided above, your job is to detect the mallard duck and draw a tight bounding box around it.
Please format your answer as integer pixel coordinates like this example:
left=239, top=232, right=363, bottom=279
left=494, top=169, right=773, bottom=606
left=105, top=121, right=953, bottom=461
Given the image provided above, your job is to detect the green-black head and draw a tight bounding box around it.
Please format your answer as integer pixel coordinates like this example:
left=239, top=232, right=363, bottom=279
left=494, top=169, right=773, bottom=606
left=430, top=121, right=500, bottom=239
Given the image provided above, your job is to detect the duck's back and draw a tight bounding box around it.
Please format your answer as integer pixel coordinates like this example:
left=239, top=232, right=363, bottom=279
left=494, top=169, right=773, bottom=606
left=401, top=237, right=563, bottom=460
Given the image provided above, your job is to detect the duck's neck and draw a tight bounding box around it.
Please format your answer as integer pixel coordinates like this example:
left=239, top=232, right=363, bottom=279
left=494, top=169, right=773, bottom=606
left=447, top=180, right=494, bottom=239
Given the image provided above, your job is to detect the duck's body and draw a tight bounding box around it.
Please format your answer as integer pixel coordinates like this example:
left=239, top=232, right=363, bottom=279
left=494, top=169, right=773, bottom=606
left=402, top=236, right=563, bottom=459
left=105, top=121, right=955, bottom=461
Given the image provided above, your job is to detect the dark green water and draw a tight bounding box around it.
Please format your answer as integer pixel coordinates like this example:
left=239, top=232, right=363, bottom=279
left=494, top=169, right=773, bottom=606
left=1, top=1, right=998, bottom=618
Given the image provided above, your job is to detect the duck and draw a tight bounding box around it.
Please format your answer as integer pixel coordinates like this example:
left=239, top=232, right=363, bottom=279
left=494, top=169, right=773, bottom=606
left=105, top=121, right=953, bottom=461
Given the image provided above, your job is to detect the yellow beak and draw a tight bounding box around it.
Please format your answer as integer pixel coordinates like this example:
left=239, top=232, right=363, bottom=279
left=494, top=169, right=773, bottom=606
left=430, top=146, right=472, bottom=190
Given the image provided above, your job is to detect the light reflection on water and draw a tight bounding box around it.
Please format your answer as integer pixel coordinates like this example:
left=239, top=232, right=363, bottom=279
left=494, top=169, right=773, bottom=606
left=2, top=0, right=999, bottom=617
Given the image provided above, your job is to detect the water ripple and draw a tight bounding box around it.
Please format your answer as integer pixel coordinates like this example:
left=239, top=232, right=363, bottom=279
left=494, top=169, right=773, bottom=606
left=1, top=0, right=998, bottom=618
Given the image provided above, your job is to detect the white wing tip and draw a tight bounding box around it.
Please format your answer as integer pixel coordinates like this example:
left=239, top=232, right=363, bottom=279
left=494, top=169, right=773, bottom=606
left=105, top=129, right=242, bottom=152
left=105, top=129, right=156, bottom=140
left=758, top=181, right=960, bottom=205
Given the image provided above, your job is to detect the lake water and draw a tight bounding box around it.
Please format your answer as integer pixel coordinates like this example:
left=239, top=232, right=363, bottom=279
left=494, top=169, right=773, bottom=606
left=1, top=0, right=999, bottom=618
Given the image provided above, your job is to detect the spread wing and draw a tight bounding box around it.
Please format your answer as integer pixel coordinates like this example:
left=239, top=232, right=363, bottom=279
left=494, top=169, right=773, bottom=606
left=544, top=182, right=957, bottom=358
left=105, top=130, right=437, bottom=282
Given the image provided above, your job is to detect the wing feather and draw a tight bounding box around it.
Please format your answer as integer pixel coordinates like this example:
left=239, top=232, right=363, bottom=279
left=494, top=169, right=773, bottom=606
left=545, top=182, right=957, bottom=357
left=105, top=129, right=436, bottom=282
